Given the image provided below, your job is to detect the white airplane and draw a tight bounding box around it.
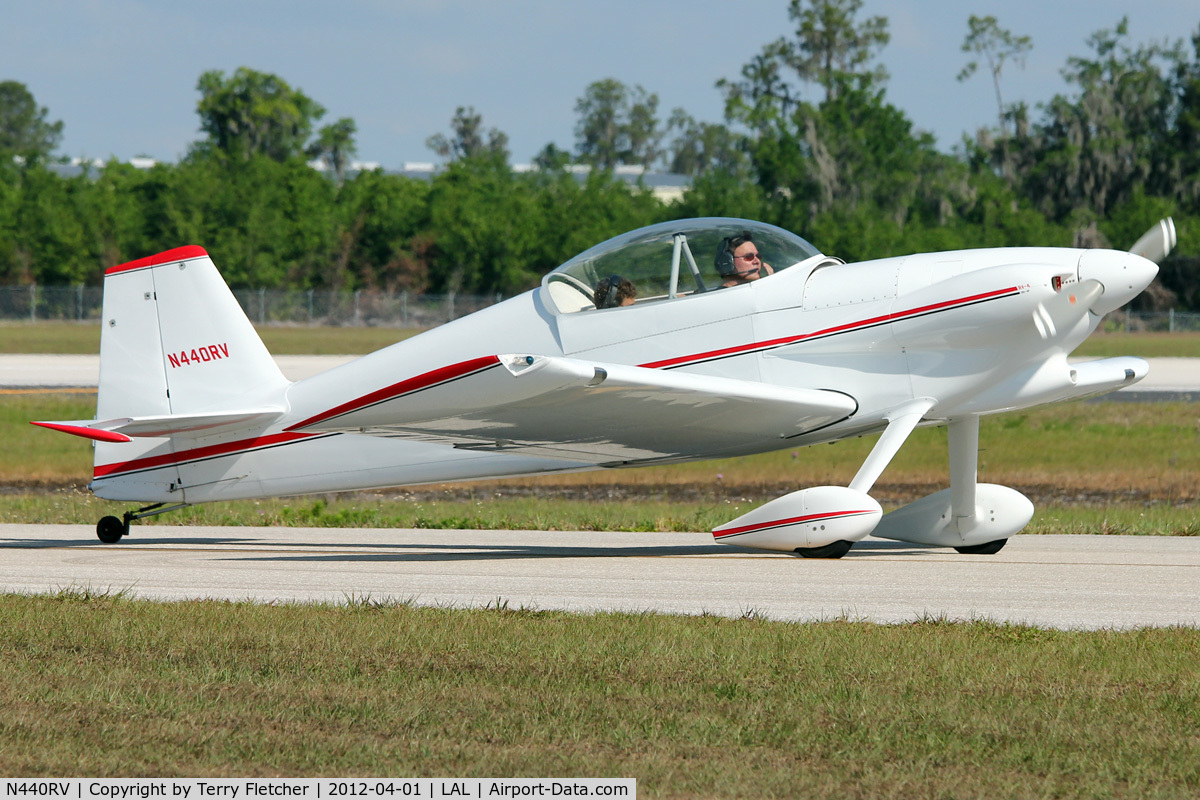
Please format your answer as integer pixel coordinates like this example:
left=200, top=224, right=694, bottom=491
left=34, top=216, right=1173, bottom=557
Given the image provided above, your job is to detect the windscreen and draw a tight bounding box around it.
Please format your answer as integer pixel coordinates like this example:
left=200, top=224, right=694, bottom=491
left=542, top=218, right=822, bottom=314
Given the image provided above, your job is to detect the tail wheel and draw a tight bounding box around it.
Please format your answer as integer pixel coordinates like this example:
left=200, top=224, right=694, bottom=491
left=794, top=540, right=854, bottom=559
left=96, top=515, right=128, bottom=544
left=954, top=539, right=1007, bottom=555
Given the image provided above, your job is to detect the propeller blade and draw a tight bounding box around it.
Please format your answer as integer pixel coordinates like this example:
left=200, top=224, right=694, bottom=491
left=1128, top=217, right=1176, bottom=264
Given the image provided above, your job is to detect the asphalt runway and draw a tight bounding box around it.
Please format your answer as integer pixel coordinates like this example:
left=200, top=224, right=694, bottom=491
left=2, top=525, right=1197, bottom=630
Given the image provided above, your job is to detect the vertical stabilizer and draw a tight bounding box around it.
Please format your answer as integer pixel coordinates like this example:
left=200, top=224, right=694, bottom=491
left=93, top=246, right=290, bottom=497
left=98, top=246, right=289, bottom=418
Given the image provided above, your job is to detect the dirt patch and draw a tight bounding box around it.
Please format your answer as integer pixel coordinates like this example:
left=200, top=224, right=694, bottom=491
left=277, top=481, right=1197, bottom=508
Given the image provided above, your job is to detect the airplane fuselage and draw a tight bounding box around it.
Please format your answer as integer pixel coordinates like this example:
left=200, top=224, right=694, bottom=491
left=88, top=243, right=1150, bottom=506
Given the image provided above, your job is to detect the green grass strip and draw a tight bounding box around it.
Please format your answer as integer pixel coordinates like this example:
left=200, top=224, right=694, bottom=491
left=2, top=592, right=1198, bottom=796
left=3, top=492, right=1199, bottom=536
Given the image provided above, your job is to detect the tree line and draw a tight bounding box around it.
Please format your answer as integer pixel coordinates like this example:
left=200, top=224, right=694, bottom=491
left=1, top=0, right=1198, bottom=309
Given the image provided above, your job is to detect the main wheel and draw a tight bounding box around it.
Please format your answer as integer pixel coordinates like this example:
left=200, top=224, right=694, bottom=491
left=96, top=515, right=127, bottom=544
left=794, top=540, right=854, bottom=559
left=954, top=539, right=1007, bottom=555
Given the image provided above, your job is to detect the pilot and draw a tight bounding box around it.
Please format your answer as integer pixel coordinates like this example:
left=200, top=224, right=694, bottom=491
left=593, top=275, right=636, bottom=309
left=715, top=232, right=773, bottom=288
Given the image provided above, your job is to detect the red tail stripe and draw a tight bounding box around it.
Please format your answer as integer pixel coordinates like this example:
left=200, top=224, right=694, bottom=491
left=106, top=246, right=209, bottom=276
left=714, top=508, right=877, bottom=538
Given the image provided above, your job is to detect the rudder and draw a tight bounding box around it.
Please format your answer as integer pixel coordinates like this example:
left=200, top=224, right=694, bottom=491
left=98, top=245, right=289, bottom=419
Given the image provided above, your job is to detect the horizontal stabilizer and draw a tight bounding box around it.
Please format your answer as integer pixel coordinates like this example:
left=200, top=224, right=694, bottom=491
left=33, top=408, right=285, bottom=442
left=290, top=354, right=857, bottom=464
left=31, top=421, right=133, bottom=443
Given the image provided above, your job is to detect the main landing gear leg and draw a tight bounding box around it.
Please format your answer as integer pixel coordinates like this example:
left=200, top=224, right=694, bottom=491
left=790, top=399, right=934, bottom=559
left=95, top=502, right=189, bottom=544
left=947, top=416, right=1007, bottom=555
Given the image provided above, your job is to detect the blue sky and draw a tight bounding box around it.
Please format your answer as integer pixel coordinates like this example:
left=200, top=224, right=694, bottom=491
left=2, top=0, right=1196, bottom=167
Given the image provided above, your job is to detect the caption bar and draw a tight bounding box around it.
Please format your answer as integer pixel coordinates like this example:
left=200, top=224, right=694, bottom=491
left=3, top=781, right=634, bottom=800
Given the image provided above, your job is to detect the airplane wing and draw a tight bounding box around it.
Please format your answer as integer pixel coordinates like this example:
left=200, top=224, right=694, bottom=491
left=289, top=354, right=856, bottom=464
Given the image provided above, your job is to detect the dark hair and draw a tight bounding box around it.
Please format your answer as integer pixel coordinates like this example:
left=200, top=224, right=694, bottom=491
left=715, top=231, right=754, bottom=276
left=594, top=275, right=636, bottom=309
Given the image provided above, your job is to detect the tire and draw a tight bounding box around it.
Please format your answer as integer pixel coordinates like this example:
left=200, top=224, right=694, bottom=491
left=954, top=539, right=1007, bottom=555
left=794, top=540, right=854, bottom=559
left=96, top=516, right=126, bottom=544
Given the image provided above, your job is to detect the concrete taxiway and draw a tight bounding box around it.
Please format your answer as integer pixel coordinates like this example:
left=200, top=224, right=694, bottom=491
left=2, top=525, right=1197, bottom=630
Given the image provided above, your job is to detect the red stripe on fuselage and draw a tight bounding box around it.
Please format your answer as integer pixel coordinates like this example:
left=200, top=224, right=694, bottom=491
left=285, top=355, right=502, bottom=431
left=94, top=356, right=503, bottom=478
left=285, top=286, right=1019, bottom=435
left=93, top=431, right=319, bottom=478
left=641, top=286, right=1021, bottom=369
left=105, top=246, right=209, bottom=276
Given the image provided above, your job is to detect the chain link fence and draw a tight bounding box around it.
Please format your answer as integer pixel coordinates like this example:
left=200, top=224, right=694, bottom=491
left=1102, top=309, right=1200, bottom=333
left=4, top=284, right=1200, bottom=332
left=0, top=285, right=507, bottom=327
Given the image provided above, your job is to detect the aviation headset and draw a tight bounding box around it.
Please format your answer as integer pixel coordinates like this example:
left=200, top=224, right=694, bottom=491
left=715, top=232, right=755, bottom=277
left=597, top=275, right=624, bottom=309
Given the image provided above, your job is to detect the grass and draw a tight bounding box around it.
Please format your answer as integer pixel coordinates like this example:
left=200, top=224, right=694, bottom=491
left=0, top=490, right=737, bottom=532
left=5, top=489, right=1200, bottom=538
left=2, top=393, right=99, bottom=484
left=1, top=592, right=1197, bottom=795
left=3, top=320, right=1200, bottom=357
left=1075, top=331, right=1200, bottom=358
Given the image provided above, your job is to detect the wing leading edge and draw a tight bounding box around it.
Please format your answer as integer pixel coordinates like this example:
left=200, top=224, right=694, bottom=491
left=291, top=354, right=857, bottom=464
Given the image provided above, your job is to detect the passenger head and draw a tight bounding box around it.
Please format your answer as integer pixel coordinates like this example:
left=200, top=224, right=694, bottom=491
left=594, top=275, right=637, bottom=309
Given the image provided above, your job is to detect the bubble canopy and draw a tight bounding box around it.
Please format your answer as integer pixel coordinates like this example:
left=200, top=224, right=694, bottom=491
left=541, top=217, right=824, bottom=314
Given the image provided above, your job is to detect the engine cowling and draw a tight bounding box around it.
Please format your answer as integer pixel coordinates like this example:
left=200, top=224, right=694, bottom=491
left=713, top=486, right=882, bottom=553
